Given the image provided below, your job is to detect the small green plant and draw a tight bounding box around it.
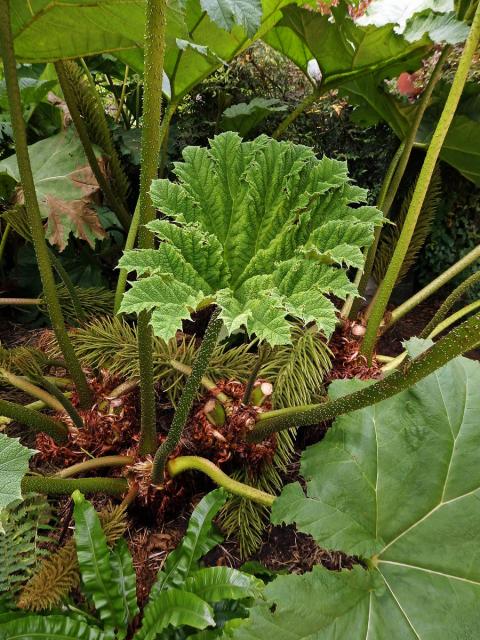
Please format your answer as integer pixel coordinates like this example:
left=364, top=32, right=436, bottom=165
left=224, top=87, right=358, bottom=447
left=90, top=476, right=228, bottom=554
left=0, top=489, right=263, bottom=639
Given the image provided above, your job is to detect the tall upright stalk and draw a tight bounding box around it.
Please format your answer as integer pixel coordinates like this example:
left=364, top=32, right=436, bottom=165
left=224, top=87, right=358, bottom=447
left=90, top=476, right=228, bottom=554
left=151, top=309, right=223, bottom=484
left=136, top=0, right=168, bottom=454
left=361, top=6, right=480, bottom=363
left=350, top=46, right=450, bottom=318
left=0, top=0, right=92, bottom=407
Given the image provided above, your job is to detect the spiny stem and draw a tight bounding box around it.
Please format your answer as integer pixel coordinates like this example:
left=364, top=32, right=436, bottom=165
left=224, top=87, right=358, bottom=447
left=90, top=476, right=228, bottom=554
left=249, top=311, right=480, bottom=441
left=0, top=399, right=68, bottom=441
left=0, top=0, right=92, bottom=407
left=151, top=309, right=223, bottom=483
left=0, top=367, right=65, bottom=412
left=135, top=0, right=168, bottom=455
left=22, top=475, right=128, bottom=496
left=386, top=244, right=480, bottom=328
left=0, top=222, right=11, bottom=263
left=167, top=456, right=275, bottom=507
left=419, top=269, right=480, bottom=338
left=55, top=455, right=134, bottom=479
left=170, top=359, right=230, bottom=404
left=30, top=374, right=84, bottom=429
left=361, top=10, right=480, bottom=364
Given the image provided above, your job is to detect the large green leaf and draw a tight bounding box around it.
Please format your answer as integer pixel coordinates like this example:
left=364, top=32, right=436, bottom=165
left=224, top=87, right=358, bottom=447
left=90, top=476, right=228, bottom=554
left=0, top=615, right=106, bottom=640
left=233, top=352, right=480, bottom=638
left=0, top=434, right=35, bottom=516
left=220, top=98, right=287, bottom=137
left=152, top=488, right=228, bottom=594
left=10, top=0, right=292, bottom=103
left=73, top=491, right=124, bottom=631
left=134, top=589, right=215, bottom=640
left=119, top=133, right=382, bottom=345
left=0, top=130, right=107, bottom=251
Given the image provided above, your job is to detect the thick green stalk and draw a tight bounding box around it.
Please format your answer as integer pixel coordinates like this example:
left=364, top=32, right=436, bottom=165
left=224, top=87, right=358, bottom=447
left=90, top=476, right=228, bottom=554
left=344, top=142, right=405, bottom=319
left=151, top=309, right=223, bottom=483
left=0, top=367, right=64, bottom=411
left=47, top=248, right=87, bottom=323
left=55, top=455, right=134, bottom=478
left=114, top=102, right=176, bottom=313
left=0, top=1, right=92, bottom=408
left=133, top=0, right=167, bottom=455
left=167, top=456, right=275, bottom=507
left=351, top=47, right=449, bottom=319
left=31, top=374, right=84, bottom=429
left=361, top=9, right=480, bottom=363
left=170, top=359, right=230, bottom=404
left=386, top=243, right=480, bottom=328
left=0, top=222, right=11, bottom=263
left=55, top=61, right=131, bottom=231
left=0, top=399, right=68, bottom=441
left=420, top=269, right=480, bottom=338
left=0, top=297, right=42, bottom=305
left=249, top=310, right=480, bottom=441
left=22, top=475, right=127, bottom=496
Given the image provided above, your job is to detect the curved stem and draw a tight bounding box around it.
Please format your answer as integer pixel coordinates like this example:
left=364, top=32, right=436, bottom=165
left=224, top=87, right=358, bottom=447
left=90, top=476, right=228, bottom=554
left=386, top=243, right=480, bottom=328
left=170, top=359, right=230, bottom=404
left=0, top=222, right=11, bottom=263
left=419, top=269, right=480, bottom=338
left=272, top=86, right=322, bottom=139
left=115, top=64, right=130, bottom=124
left=0, top=0, right=92, bottom=407
left=361, top=10, right=480, bottom=364
left=136, top=0, right=168, bottom=455
left=22, top=475, right=128, bottom=496
left=0, top=399, right=68, bottom=441
left=249, top=310, right=480, bottom=441
left=30, top=374, right=84, bottom=429
left=151, top=309, right=223, bottom=483
left=0, top=367, right=64, bottom=412
left=167, top=456, right=275, bottom=507
left=55, top=455, right=134, bottom=478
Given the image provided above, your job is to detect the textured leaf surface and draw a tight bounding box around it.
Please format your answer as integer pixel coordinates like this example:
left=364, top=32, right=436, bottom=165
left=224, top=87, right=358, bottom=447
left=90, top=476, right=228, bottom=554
left=220, top=98, right=287, bottom=137
left=0, top=615, right=106, bottom=639
left=0, top=434, right=35, bottom=515
left=152, top=489, right=227, bottom=595
left=235, top=352, right=480, bottom=638
left=184, top=567, right=263, bottom=602
left=120, top=133, right=381, bottom=345
left=134, top=589, right=215, bottom=640
left=0, top=130, right=106, bottom=251
left=73, top=492, right=124, bottom=630
left=110, top=538, right=139, bottom=628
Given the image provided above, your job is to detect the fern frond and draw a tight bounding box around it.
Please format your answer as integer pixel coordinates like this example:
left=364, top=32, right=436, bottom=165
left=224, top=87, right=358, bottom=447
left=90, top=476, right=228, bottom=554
left=17, top=503, right=127, bottom=611
left=60, top=60, right=130, bottom=205
left=0, top=346, right=48, bottom=377
left=38, top=285, right=114, bottom=324
left=0, top=494, right=51, bottom=603
left=372, top=167, right=442, bottom=284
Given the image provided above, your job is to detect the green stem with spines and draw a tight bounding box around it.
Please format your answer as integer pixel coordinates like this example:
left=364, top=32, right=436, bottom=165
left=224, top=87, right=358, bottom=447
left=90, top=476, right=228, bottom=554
left=22, top=475, right=128, bottom=496
left=0, top=1, right=92, bottom=407
left=351, top=47, right=449, bottom=318
left=0, top=399, right=68, bottom=441
left=151, top=309, right=223, bottom=483
left=386, top=243, right=480, bottom=328
left=0, top=367, right=64, bottom=411
left=55, top=455, right=134, bottom=478
left=30, top=374, right=84, bottom=429
left=249, top=310, right=480, bottom=441
left=361, top=9, right=480, bottom=363
left=135, top=0, right=168, bottom=455
left=420, top=269, right=480, bottom=338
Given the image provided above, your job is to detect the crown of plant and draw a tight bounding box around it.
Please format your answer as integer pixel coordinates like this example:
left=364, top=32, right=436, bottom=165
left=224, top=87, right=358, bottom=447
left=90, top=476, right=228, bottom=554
left=119, top=132, right=383, bottom=346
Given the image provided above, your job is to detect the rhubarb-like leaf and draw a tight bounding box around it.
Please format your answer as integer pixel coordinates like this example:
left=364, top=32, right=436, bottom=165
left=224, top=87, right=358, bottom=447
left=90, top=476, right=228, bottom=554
left=119, top=133, right=382, bottom=345
left=233, top=352, right=480, bottom=638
